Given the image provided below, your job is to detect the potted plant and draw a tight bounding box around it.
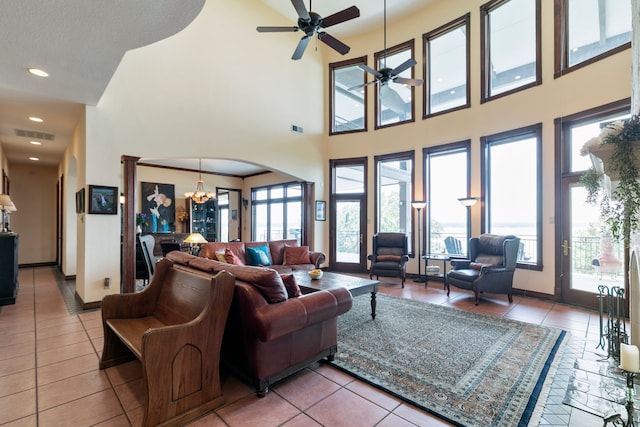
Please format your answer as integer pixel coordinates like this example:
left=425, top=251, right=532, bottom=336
left=136, top=213, right=148, bottom=234
left=580, top=115, right=640, bottom=243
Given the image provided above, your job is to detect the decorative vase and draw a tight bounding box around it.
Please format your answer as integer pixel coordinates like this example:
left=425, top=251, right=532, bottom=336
left=136, top=225, right=142, bottom=235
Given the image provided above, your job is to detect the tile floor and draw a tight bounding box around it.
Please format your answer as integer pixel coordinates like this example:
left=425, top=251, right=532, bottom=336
left=0, top=267, right=611, bottom=426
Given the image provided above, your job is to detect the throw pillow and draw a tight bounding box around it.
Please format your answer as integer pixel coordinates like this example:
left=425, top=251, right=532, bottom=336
left=284, top=245, right=310, bottom=265
left=247, top=245, right=272, bottom=266
left=280, top=274, right=302, bottom=298
left=215, top=250, right=227, bottom=263
left=225, top=248, right=244, bottom=265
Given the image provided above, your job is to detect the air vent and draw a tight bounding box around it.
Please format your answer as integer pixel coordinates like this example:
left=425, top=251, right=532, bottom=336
left=15, top=129, right=55, bottom=141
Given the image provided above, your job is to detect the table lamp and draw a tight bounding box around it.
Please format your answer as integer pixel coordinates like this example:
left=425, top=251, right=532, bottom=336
left=184, top=232, right=207, bottom=255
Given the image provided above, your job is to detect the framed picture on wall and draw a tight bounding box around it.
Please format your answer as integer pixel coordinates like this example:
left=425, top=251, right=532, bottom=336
left=75, top=188, right=85, bottom=213
left=315, top=200, right=326, bottom=221
left=88, top=185, right=118, bottom=214
left=141, top=182, right=176, bottom=233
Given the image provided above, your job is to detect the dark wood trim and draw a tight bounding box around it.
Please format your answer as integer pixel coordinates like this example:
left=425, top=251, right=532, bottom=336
left=75, top=291, right=101, bottom=311
left=374, top=39, right=417, bottom=130
left=480, top=0, right=542, bottom=104
left=18, top=262, right=56, bottom=268
left=422, top=13, right=471, bottom=119
left=122, top=155, right=140, bottom=294
left=136, top=162, right=270, bottom=179
left=329, top=56, right=368, bottom=136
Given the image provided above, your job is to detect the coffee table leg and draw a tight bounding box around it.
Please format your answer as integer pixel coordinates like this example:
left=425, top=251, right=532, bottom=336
left=370, top=291, right=377, bottom=319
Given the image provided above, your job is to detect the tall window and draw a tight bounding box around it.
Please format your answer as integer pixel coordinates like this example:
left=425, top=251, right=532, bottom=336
left=481, top=0, right=541, bottom=102
left=425, top=142, right=471, bottom=254
left=423, top=14, right=470, bottom=117
left=330, top=56, right=367, bottom=134
left=482, top=124, right=542, bottom=268
left=375, top=40, right=417, bottom=128
left=252, top=182, right=303, bottom=243
left=555, top=0, right=631, bottom=76
left=375, top=152, right=414, bottom=239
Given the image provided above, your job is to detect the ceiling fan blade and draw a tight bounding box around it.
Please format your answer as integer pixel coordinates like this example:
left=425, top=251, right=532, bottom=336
left=390, top=58, right=417, bottom=76
left=256, top=26, right=299, bottom=33
left=348, top=80, right=378, bottom=91
left=291, top=0, right=310, bottom=21
left=393, top=77, right=424, bottom=86
left=358, top=64, right=382, bottom=78
left=292, top=36, right=311, bottom=60
left=321, top=5, right=360, bottom=28
left=380, top=85, right=407, bottom=115
left=318, top=32, right=350, bottom=55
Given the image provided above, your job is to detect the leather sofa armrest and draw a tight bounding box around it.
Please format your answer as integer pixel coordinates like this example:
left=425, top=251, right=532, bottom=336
left=253, top=288, right=352, bottom=342
left=309, top=251, right=326, bottom=268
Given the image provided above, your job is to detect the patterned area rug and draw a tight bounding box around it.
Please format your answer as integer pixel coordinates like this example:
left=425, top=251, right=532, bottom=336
left=331, top=294, right=566, bottom=427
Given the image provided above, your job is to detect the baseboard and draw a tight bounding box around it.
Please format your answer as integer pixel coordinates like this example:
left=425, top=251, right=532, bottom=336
left=75, top=291, right=101, bottom=311
left=19, top=261, right=56, bottom=268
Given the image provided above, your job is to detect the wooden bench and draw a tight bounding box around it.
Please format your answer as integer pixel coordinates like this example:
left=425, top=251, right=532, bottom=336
left=99, top=258, right=235, bottom=427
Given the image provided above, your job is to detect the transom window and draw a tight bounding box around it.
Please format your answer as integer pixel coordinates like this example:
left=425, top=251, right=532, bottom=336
left=554, top=0, right=631, bottom=76
left=481, top=0, right=541, bottom=102
left=375, top=40, right=417, bottom=128
left=330, top=56, right=367, bottom=135
left=482, top=124, right=542, bottom=268
left=252, top=182, right=303, bottom=243
left=423, top=14, right=470, bottom=117
left=374, top=151, right=414, bottom=241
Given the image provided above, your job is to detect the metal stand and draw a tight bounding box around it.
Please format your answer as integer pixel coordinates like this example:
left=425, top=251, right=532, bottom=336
left=605, top=371, right=636, bottom=426
left=598, top=285, right=628, bottom=361
left=413, top=205, right=426, bottom=283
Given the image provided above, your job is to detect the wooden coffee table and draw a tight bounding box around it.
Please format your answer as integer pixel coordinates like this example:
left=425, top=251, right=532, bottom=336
left=293, top=271, right=380, bottom=319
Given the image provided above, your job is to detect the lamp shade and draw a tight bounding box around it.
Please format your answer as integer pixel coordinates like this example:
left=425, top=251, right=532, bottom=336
left=411, top=200, right=426, bottom=210
left=6, top=202, right=16, bottom=212
left=184, top=232, right=207, bottom=244
left=458, top=197, right=478, bottom=207
left=0, top=194, right=12, bottom=209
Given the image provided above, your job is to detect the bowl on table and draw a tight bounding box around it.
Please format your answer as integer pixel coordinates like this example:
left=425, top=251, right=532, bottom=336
left=308, top=269, right=323, bottom=280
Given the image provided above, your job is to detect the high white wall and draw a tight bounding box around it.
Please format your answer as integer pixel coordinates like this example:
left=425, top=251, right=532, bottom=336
left=323, top=0, right=632, bottom=295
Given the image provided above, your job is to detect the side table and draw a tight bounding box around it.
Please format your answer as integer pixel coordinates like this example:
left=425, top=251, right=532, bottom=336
left=422, top=254, right=464, bottom=289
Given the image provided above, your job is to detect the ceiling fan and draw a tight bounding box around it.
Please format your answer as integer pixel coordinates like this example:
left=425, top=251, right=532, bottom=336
left=257, top=0, right=360, bottom=60
left=349, top=0, right=423, bottom=94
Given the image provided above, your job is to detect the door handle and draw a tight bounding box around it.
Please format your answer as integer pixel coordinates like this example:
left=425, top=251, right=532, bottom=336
left=562, top=239, right=570, bottom=256
left=360, top=233, right=363, bottom=244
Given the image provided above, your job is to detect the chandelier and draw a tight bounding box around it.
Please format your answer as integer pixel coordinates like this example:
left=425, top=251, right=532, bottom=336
left=184, top=159, right=215, bottom=204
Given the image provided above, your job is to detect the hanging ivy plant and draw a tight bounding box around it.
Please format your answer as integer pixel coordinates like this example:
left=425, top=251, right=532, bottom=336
left=581, top=115, right=640, bottom=242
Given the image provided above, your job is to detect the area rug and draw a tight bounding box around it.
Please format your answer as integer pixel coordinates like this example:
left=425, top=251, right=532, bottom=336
left=331, top=294, right=566, bottom=427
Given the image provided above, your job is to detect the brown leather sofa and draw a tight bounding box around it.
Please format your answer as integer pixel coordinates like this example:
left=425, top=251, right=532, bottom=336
left=165, top=251, right=352, bottom=397
left=199, top=239, right=325, bottom=273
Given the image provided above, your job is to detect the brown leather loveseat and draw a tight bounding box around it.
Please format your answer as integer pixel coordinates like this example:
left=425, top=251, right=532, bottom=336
left=165, top=251, right=352, bottom=397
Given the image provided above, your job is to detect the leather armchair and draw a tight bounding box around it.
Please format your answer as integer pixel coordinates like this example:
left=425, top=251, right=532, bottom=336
left=446, top=234, right=520, bottom=305
left=368, top=232, right=409, bottom=288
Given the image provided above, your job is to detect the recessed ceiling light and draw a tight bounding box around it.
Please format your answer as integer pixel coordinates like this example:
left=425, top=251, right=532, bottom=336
left=28, top=68, right=49, bottom=77
left=29, top=116, right=43, bottom=123
left=30, top=141, right=41, bottom=145
left=29, top=157, right=39, bottom=161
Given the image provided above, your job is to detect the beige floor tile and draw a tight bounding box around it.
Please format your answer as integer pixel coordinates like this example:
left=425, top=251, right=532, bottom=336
left=38, top=370, right=112, bottom=410
left=305, top=388, right=388, bottom=427
left=37, top=389, right=124, bottom=426
left=0, top=354, right=35, bottom=377
left=0, top=369, right=35, bottom=398
left=36, top=340, right=94, bottom=367
left=37, top=353, right=100, bottom=385
left=216, top=392, right=300, bottom=427
left=272, top=368, right=341, bottom=410
left=0, top=389, right=36, bottom=424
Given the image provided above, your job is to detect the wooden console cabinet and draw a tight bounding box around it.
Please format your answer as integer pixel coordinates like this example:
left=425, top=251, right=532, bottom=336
left=0, top=233, right=18, bottom=305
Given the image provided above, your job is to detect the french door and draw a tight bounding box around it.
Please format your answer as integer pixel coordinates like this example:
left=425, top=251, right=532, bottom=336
left=330, top=158, right=367, bottom=273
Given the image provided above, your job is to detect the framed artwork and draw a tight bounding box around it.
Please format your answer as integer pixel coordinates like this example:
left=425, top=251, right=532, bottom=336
left=88, top=185, right=118, bottom=214
left=75, top=188, right=85, bottom=213
left=315, top=200, right=326, bottom=221
left=141, top=182, right=176, bottom=233
left=231, top=209, right=238, bottom=220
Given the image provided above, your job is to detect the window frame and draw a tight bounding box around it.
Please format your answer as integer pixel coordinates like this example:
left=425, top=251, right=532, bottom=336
left=251, top=181, right=307, bottom=244
left=329, top=56, right=368, bottom=135
left=553, top=0, right=632, bottom=78
left=481, top=123, right=543, bottom=270
left=424, top=141, right=472, bottom=255
left=423, top=13, right=471, bottom=118
left=374, top=40, right=417, bottom=130
left=480, top=0, right=542, bottom=104
left=373, top=150, right=416, bottom=252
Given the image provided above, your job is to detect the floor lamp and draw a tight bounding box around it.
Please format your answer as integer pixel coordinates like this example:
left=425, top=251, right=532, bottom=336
left=412, top=201, right=427, bottom=283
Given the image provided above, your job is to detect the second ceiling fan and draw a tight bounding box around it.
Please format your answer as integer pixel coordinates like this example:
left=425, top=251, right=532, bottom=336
left=257, top=0, right=360, bottom=60
left=350, top=0, right=423, bottom=98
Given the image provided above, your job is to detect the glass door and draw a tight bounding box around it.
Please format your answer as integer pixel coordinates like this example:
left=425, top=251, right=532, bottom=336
left=330, top=159, right=367, bottom=273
